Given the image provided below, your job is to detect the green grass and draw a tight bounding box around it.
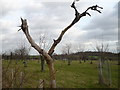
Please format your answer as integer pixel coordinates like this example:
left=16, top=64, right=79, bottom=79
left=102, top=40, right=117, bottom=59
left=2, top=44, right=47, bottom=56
left=2, top=60, right=119, bottom=88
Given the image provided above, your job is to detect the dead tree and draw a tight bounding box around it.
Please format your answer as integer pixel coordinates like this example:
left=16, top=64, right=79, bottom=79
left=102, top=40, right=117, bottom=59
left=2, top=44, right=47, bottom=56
left=18, top=1, right=103, bottom=88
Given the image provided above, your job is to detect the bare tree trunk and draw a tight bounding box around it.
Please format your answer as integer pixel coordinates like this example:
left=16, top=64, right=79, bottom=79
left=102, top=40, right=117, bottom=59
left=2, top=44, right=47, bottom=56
left=19, top=18, right=56, bottom=88
left=40, top=55, right=45, bottom=72
left=68, top=60, right=71, bottom=65
left=47, top=61, right=56, bottom=88
left=90, top=60, right=93, bottom=64
left=39, top=56, right=56, bottom=88
left=98, top=58, right=104, bottom=85
left=79, top=60, right=82, bottom=63
left=118, top=53, right=120, bottom=65
left=18, top=2, right=102, bottom=88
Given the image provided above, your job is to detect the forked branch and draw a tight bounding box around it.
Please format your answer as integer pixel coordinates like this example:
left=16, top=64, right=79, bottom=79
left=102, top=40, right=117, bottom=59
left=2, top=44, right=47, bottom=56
left=48, top=1, right=103, bottom=55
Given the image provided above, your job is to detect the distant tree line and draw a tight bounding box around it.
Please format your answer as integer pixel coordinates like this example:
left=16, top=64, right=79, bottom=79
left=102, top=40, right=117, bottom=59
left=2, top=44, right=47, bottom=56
left=2, top=45, right=29, bottom=60
left=53, top=51, right=118, bottom=61
left=2, top=51, right=118, bottom=61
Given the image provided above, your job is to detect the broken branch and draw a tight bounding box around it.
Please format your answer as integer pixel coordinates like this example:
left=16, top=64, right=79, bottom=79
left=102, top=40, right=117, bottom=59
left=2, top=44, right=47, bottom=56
left=48, top=1, right=103, bottom=56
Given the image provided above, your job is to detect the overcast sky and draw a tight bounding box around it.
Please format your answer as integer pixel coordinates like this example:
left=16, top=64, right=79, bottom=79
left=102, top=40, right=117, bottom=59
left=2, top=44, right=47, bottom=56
left=0, top=0, right=119, bottom=55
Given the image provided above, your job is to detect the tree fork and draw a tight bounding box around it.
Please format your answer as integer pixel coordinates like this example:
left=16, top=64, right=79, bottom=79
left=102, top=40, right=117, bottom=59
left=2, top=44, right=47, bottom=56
left=18, top=1, right=102, bottom=88
left=19, top=18, right=56, bottom=88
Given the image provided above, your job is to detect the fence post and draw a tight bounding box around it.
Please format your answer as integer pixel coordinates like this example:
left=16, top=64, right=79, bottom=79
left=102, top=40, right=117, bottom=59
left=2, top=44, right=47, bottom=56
left=11, top=69, right=14, bottom=88
left=20, top=71, right=23, bottom=88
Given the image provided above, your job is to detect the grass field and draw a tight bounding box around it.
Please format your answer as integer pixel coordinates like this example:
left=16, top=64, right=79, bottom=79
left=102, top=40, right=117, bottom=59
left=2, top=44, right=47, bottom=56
left=2, top=60, right=119, bottom=88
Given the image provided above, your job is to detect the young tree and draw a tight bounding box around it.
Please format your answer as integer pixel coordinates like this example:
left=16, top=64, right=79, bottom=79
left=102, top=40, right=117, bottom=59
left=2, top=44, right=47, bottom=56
left=14, top=44, right=29, bottom=60
left=116, top=42, right=120, bottom=65
left=76, top=43, right=86, bottom=63
left=39, top=34, right=47, bottom=72
left=94, top=43, right=111, bottom=85
left=14, top=43, right=30, bottom=67
left=18, top=1, right=103, bottom=88
left=62, top=43, right=72, bottom=65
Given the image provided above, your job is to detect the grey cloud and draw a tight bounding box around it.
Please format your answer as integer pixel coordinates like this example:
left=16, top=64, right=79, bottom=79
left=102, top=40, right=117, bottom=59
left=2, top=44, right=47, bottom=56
left=24, top=2, right=90, bottom=31
left=75, top=3, right=118, bottom=43
left=21, top=2, right=78, bottom=46
left=2, top=32, right=30, bottom=52
left=1, top=1, right=118, bottom=54
left=23, top=2, right=89, bottom=41
left=24, top=2, right=74, bottom=30
left=0, top=0, right=24, bottom=18
left=83, top=3, right=118, bottom=31
left=83, top=29, right=117, bottom=41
